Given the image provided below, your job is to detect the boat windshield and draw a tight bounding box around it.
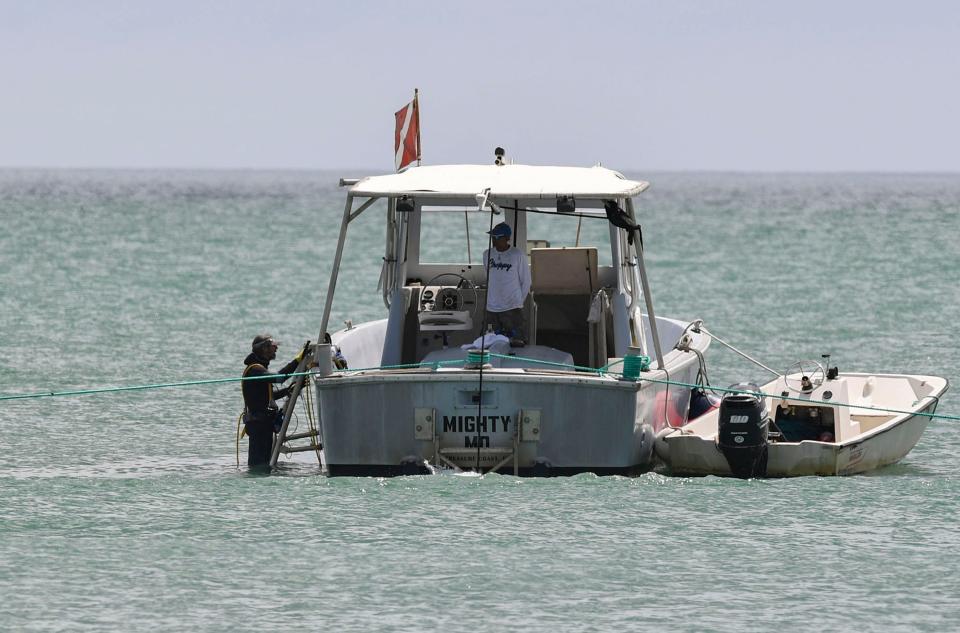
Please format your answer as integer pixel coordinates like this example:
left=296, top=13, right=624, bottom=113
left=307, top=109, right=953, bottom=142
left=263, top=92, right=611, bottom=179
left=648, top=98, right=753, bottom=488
left=526, top=211, right=613, bottom=266
left=418, top=205, right=613, bottom=267
left=418, top=206, right=491, bottom=265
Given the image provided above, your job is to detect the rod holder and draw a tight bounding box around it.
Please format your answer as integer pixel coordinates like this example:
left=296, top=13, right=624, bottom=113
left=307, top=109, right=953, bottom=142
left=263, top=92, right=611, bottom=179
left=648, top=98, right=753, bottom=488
left=315, top=343, right=334, bottom=377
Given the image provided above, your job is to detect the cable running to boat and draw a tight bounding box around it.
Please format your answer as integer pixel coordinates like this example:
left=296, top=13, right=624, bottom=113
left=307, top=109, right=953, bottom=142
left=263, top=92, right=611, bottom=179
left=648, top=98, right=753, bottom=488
left=3, top=358, right=957, bottom=422
left=685, top=320, right=782, bottom=378
left=475, top=197, right=499, bottom=470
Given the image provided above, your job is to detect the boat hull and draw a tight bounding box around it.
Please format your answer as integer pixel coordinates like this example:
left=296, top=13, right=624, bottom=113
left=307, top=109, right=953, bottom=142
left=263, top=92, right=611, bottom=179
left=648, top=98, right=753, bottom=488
left=315, top=360, right=701, bottom=476
left=661, top=398, right=941, bottom=477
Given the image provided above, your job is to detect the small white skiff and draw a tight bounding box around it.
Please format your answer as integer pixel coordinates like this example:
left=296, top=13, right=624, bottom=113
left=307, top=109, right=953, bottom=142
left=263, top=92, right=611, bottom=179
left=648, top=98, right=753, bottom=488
left=656, top=361, right=948, bottom=477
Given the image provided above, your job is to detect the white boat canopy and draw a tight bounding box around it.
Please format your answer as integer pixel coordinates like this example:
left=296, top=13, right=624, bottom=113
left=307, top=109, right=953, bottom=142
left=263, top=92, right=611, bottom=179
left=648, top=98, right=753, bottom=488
left=322, top=161, right=666, bottom=372
left=350, top=164, right=649, bottom=199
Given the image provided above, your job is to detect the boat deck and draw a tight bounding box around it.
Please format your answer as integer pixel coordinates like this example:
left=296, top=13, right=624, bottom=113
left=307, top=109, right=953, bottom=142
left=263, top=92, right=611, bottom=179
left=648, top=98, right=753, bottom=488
left=420, top=344, right=575, bottom=370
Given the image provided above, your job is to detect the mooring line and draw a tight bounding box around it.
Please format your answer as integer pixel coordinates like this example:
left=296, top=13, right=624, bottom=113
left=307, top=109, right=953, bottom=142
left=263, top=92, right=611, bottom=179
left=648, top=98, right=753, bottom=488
left=633, top=375, right=959, bottom=421
left=0, top=371, right=315, bottom=402
left=2, top=358, right=956, bottom=423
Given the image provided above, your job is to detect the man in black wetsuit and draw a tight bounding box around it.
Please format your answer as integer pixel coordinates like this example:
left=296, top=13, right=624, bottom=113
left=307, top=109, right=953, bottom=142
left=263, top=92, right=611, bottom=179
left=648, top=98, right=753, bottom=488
left=241, top=334, right=304, bottom=469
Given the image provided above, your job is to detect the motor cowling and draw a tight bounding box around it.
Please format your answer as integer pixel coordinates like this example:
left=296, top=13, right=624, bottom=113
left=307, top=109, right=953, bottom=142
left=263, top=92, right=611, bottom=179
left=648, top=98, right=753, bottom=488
left=717, top=383, right=769, bottom=478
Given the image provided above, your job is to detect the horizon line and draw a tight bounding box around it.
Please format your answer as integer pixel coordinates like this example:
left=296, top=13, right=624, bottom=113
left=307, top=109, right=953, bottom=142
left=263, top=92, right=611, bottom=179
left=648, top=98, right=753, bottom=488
left=1, top=164, right=958, bottom=176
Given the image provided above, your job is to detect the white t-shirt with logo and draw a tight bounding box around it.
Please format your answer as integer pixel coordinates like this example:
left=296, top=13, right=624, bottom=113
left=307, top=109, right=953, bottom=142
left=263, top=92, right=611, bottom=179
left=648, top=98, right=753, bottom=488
left=483, top=246, right=531, bottom=312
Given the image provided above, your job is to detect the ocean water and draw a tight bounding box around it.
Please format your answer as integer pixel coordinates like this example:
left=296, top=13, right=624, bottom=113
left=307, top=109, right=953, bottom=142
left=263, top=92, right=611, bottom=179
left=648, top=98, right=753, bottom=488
left=1, top=169, right=959, bottom=631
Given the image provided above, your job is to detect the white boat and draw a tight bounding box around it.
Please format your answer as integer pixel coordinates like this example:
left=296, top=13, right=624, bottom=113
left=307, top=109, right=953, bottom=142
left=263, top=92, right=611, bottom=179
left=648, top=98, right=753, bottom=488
left=656, top=358, right=949, bottom=477
left=276, top=159, right=713, bottom=475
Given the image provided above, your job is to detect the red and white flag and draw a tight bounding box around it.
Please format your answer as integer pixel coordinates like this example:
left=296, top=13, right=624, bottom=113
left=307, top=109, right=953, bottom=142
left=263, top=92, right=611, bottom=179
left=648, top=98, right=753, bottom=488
left=394, top=90, right=421, bottom=172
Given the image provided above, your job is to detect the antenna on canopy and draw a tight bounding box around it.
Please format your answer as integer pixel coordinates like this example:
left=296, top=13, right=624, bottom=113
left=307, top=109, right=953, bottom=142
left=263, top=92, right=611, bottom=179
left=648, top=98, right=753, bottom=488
left=475, top=188, right=490, bottom=211
left=475, top=187, right=501, bottom=215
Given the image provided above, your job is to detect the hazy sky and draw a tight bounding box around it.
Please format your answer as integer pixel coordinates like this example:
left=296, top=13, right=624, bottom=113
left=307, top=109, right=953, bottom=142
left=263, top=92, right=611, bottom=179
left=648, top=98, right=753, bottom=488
left=2, top=1, right=958, bottom=171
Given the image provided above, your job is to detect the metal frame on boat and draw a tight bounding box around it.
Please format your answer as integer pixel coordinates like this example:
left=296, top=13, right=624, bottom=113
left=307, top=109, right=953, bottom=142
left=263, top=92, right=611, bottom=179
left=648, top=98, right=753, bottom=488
left=277, top=162, right=712, bottom=476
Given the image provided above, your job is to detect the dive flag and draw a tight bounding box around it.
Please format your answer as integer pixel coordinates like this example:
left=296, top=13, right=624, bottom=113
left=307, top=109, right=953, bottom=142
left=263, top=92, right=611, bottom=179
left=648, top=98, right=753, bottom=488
left=394, top=91, right=421, bottom=172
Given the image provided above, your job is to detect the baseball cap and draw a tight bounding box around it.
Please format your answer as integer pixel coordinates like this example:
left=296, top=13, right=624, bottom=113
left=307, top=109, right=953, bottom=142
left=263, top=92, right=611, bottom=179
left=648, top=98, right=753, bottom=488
left=487, top=222, right=512, bottom=238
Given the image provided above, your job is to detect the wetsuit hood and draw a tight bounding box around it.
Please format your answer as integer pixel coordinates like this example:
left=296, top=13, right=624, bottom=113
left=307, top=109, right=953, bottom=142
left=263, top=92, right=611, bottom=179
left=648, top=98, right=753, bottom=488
left=244, top=352, right=270, bottom=367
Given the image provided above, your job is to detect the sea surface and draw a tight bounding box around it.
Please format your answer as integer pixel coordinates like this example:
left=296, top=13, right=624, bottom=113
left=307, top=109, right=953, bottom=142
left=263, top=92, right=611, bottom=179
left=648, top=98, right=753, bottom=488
left=1, top=169, right=958, bottom=632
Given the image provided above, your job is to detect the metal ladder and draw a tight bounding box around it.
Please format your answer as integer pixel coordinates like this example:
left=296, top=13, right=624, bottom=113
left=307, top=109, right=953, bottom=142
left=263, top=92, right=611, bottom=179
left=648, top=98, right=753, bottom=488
left=269, top=346, right=323, bottom=468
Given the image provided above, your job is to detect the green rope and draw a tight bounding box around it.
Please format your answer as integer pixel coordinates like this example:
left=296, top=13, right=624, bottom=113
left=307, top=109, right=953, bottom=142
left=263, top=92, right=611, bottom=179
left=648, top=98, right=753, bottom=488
left=2, top=353, right=957, bottom=423
left=338, top=360, right=467, bottom=372
left=487, top=352, right=603, bottom=374
left=632, top=375, right=960, bottom=421
left=341, top=362, right=426, bottom=372
left=0, top=370, right=315, bottom=402
left=334, top=354, right=960, bottom=422
left=467, top=349, right=491, bottom=365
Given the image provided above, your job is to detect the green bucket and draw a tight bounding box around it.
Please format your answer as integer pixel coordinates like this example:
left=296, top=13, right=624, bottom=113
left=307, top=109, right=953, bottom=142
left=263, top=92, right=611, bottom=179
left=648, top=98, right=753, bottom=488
left=622, top=354, right=651, bottom=380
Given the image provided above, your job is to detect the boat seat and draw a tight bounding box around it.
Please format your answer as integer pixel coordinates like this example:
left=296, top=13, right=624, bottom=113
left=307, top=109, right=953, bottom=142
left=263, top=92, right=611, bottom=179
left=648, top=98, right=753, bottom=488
left=530, top=247, right=604, bottom=366
left=530, top=247, right=599, bottom=296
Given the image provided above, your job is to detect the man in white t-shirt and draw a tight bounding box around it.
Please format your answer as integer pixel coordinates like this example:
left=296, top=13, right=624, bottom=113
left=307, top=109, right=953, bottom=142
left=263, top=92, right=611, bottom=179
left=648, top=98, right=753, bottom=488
left=483, top=222, right=531, bottom=346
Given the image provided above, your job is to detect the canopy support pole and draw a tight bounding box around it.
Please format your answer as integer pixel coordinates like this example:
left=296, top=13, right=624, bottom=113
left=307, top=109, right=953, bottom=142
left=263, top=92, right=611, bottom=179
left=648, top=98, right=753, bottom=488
left=348, top=197, right=378, bottom=223
left=626, top=198, right=665, bottom=370
left=317, top=194, right=357, bottom=343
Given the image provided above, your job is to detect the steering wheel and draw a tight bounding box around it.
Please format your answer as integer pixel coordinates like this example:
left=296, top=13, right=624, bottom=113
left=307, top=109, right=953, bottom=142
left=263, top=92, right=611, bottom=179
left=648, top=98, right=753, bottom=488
left=783, top=359, right=826, bottom=394
left=420, top=273, right=478, bottom=316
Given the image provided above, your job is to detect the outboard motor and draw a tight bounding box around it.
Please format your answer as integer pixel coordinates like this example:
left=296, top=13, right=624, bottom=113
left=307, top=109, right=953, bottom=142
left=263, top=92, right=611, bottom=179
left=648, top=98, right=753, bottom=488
left=717, top=383, right=769, bottom=478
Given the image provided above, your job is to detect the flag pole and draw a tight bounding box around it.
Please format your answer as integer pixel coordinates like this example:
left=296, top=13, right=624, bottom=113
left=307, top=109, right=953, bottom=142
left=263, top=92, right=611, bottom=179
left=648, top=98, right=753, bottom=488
left=414, top=88, right=421, bottom=166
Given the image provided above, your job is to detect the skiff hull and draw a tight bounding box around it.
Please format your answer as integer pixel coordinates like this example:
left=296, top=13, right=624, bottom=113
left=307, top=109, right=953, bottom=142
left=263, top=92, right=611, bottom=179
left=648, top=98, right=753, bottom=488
left=657, top=373, right=948, bottom=477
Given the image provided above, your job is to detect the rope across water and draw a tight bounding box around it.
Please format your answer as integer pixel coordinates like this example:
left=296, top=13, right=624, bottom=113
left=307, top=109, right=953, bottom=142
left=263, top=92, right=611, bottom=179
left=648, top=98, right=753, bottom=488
left=0, top=371, right=317, bottom=402
left=1, top=355, right=957, bottom=422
